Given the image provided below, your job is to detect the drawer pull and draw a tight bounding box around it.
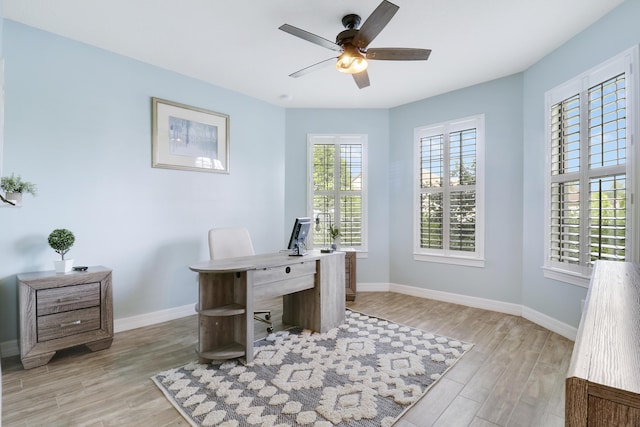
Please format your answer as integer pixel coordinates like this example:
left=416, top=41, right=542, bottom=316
left=57, top=297, right=79, bottom=303
left=60, top=320, right=81, bottom=328
left=285, top=267, right=291, bottom=274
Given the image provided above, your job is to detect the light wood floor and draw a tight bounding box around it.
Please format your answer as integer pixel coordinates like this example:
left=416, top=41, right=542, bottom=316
left=1, top=292, right=573, bottom=426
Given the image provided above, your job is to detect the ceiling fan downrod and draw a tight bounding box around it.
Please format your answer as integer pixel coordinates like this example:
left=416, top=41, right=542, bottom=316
left=341, top=14, right=361, bottom=29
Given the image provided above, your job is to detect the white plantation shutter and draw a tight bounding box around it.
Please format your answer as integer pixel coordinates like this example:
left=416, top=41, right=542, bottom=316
left=419, top=134, right=444, bottom=249
left=414, top=115, right=485, bottom=267
left=449, top=128, right=477, bottom=252
left=587, top=75, right=627, bottom=264
left=544, top=47, right=637, bottom=285
left=308, top=134, right=367, bottom=252
left=549, top=93, right=582, bottom=266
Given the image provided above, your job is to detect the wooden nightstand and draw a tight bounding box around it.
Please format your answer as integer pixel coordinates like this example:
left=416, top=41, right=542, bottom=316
left=17, top=266, right=113, bottom=369
left=344, top=251, right=357, bottom=302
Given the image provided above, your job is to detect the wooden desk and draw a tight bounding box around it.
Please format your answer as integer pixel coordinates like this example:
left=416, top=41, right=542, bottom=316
left=189, top=251, right=345, bottom=363
left=566, top=261, right=640, bottom=426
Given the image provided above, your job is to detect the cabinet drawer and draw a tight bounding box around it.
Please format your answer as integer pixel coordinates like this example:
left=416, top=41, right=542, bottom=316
left=252, top=261, right=316, bottom=286
left=37, top=283, right=100, bottom=316
left=37, top=307, right=101, bottom=342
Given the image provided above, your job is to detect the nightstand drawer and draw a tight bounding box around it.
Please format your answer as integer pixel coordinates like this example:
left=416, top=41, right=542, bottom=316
left=37, top=307, right=101, bottom=342
left=37, top=283, right=100, bottom=316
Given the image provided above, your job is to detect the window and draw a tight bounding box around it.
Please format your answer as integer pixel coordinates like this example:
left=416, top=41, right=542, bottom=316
left=414, top=115, right=485, bottom=267
left=308, top=134, right=367, bottom=252
left=544, top=47, right=638, bottom=286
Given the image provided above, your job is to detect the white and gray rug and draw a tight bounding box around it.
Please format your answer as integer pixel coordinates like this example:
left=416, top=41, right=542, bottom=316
left=152, top=310, right=473, bottom=427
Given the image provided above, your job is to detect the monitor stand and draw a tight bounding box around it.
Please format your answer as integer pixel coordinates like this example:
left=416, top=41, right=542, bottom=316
left=289, top=243, right=307, bottom=256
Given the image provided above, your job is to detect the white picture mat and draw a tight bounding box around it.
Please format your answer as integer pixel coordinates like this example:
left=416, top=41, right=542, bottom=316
left=152, top=98, right=229, bottom=173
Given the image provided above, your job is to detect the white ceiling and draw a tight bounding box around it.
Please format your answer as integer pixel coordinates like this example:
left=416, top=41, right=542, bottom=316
left=3, top=0, right=624, bottom=108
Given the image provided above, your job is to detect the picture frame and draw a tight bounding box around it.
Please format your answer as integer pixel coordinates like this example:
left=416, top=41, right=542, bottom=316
left=151, top=97, right=230, bottom=173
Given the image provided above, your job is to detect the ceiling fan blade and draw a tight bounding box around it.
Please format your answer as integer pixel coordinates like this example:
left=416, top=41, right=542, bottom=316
left=352, top=70, right=370, bottom=89
left=279, top=24, right=342, bottom=52
left=352, top=0, right=399, bottom=49
left=366, top=48, right=432, bottom=61
left=289, top=57, right=337, bottom=78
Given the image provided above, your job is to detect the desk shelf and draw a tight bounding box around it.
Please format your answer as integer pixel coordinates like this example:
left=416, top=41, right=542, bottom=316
left=196, top=272, right=250, bottom=363
left=197, top=343, right=246, bottom=360
left=196, top=303, right=246, bottom=317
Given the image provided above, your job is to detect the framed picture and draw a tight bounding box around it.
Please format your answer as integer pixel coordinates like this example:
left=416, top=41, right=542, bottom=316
left=152, top=97, right=230, bottom=173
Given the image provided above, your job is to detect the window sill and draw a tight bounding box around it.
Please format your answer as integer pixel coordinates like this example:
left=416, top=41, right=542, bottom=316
left=542, top=266, right=590, bottom=288
left=413, top=253, right=485, bottom=268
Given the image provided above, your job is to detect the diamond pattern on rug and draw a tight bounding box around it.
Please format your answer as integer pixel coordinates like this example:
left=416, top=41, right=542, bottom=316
left=152, top=310, right=473, bottom=427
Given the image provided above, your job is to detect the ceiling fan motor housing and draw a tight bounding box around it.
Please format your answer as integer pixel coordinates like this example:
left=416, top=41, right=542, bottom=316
left=336, top=29, right=358, bottom=46
left=336, top=14, right=361, bottom=46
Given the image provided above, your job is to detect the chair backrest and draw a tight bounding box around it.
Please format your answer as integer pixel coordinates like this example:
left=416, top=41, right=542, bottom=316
left=208, top=227, right=255, bottom=260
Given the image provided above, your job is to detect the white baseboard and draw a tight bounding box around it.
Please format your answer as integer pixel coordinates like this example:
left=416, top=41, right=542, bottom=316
left=392, top=283, right=523, bottom=316
left=358, top=282, right=577, bottom=341
left=521, top=306, right=577, bottom=341
left=114, top=303, right=196, bottom=333
left=357, top=282, right=390, bottom=292
left=1, top=283, right=578, bottom=359
left=0, top=340, right=19, bottom=358
left=0, top=303, right=197, bottom=358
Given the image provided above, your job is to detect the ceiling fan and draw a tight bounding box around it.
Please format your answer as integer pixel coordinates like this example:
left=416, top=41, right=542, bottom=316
left=278, top=0, right=431, bottom=89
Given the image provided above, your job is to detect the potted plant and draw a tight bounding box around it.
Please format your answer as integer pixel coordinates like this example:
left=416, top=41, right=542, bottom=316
left=48, top=229, right=75, bottom=273
left=0, top=173, right=37, bottom=206
left=329, top=225, right=341, bottom=250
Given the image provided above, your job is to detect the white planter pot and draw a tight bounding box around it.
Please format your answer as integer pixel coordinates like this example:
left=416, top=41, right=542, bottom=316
left=332, top=237, right=340, bottom=250
left=54, top=259, right=74, bottom=273
left=5, top=192, right=22, bottom=206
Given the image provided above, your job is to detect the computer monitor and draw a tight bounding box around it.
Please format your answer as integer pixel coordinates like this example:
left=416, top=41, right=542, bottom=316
left=287, top=217, right=311, bottom=256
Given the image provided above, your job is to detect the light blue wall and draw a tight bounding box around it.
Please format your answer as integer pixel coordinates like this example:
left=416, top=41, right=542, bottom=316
left=388, top=75, right=524, bottom=303
left=521, top=0, right=640, bottom=327
left=0, top=1, right=3, bottom=58
left=2, top=0, right=637, bottom=347
left=284, top=109, right=390, bottom=283
left=0, top=21, right=286, bottom=344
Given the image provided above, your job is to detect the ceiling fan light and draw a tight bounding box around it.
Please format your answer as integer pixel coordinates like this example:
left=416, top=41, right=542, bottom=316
left=336, top=49, right=368, bottom=74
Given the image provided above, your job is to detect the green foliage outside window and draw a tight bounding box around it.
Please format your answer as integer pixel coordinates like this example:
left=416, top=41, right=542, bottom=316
left=313, top=143, right=363, bottom=248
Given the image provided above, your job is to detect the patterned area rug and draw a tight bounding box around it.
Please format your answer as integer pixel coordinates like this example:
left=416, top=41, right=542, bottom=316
left=152, top=310, right=473, bottom=427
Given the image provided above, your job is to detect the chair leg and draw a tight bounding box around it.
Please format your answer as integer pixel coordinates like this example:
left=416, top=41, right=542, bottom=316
left=254, top=310, right=273, bottom=333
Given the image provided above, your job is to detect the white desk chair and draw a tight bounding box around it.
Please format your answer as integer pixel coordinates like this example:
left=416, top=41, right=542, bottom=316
left=208, top=227, right=273, bottom=333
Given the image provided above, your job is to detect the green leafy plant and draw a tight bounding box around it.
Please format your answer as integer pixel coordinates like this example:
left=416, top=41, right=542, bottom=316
left=48, top=229, right=75, bottom=260
left=329, top=225, right=341, bottom=240
left=0, top=173, right=37, bottom=195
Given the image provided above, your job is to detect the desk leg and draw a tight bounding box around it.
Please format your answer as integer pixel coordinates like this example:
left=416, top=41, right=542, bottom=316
left=283, top=287, right=319, bottom=330
left=283, top=253, right=345, bottom=332
left=244, top=271, right=255, bottom=363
